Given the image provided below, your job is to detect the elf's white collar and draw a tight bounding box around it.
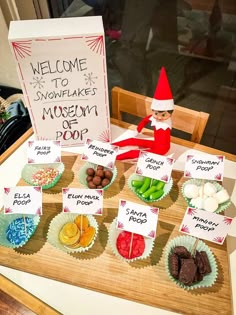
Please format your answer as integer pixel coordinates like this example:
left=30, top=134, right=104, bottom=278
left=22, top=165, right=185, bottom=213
left=149, top=116, right=172, bottom=130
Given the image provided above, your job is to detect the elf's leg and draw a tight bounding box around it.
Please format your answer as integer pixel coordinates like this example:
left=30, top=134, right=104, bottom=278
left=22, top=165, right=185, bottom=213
left=113, top=137, right=154, bottom=148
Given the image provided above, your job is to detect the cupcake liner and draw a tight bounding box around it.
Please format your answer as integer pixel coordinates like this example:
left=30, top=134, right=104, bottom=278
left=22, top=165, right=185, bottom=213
left=108, top=217, right=155, bottom=263
left=22, top=162, right=65, bottom=190
left=0, top=213, right=40, bottom=249
left=128, top=173, right=173, bottom=203
left=165, top=235, right=218, bottom=290
left=78, top=162, right=117, bottom=191
left=182, top=179, right=231, bottom=214
left=47, top=213, right=98, bottom=253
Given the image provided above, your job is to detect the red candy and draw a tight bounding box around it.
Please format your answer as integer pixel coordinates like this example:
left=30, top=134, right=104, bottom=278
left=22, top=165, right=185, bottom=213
left=116, top=231, right=145, bottom=259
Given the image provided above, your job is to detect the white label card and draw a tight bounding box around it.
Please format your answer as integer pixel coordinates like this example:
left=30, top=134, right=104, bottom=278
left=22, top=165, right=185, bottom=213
left=62, top=188, right=103, bottom=215
left=135, top=151, right=175, bottom=183
left=81, top=138, right=118, bottom=169
left=184, top=154, right=225, bottom=181
left=3, top=186, right=42, bottom=215
left=116, top=199, right=159, bottom=239
left=179, top=207, right=233, bottom=245
left=27, top=140, right=61, bottom=163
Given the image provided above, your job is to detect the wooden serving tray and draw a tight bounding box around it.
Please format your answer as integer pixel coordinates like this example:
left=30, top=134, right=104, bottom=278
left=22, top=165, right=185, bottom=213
left=0, top=152, right=232, bottom=315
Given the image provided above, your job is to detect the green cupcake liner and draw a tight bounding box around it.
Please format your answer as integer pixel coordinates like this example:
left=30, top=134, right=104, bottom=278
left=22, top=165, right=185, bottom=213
left=128, top=173, right=173, bottom=203
left=78, top=162, right=117, bottom=191
left=165, top=235, right=218, bottom=290
left=108, top=217, right=155, bottom=263
left=21, top=162, right=65, bottom=190
left=182, top=179, right=231, bottom=214
left=47, top=213, right=98, bottom=253
left=0, top=213, right=40, bottom=249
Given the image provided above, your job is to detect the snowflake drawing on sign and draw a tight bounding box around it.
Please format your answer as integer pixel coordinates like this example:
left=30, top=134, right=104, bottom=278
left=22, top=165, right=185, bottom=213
left=63, top=207, right=70, bottom=213
left=214, top=173, right=222, bottom=181
left=136, top=168, right=143, bottom=175
left=106, top=162, right=114, bottom=169
left=213, top=236, right=224, bottom=244
left=150, top=207, right=159, bottom=215
left=184, top=171, right=191, bottom=177
left=12, top=40, right=32, bottom=59
left=4, top=188, right=10, bottom=195
left=53, top=141, right=61, bottom=146
left=120, top=200, right=126, bottom=207
left=86, top=139, right=93, bottom=145
left=96, top=208, right=102, bottom=215
left=62, top=188, right=70, bottom=194
left=96, top=189, right=103, bottom=196
left=166, top=158, right=174, bottom=165
left=28, top=158, right=35, bottom=163
left=186, top=155, right=194, bottom=162
left=84, top=72, right=98, bottom=86
left=86, top=35, right=104, bottom=55
left=5, top=208, right=13, bottom=214
left=81, top=154, right=88, bottom=160
left=187, top=207, right=197, bottom=216
left=33, top=187, right=41, bottom=192
left=223, top=217, right=233, bottom=225
left=98, top=130, right=111, bottom=142
left=161, top=175, right=169, bottom=182
left=36, top=208, right=42, bottom=215
left=30, top=76, right=45, bottom=89
left=148, top=230, right=156, bottom=238
left=217, top=155, right=224, bottom=162
left=117, top=221, right=124, bottom=229
left=28, top=141, right=34, bottom=147
left=180, top=225, right=190, bottom=233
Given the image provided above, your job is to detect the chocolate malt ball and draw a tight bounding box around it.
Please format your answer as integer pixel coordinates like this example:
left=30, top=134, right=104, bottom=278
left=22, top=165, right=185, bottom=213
left=93, top=175, right=102, bottom=186
left=87, top=181, right=97, bottom=189
left=102, top=178, right=110, bottom=187
left=86, top=168, right=95, bottom=176
left=104, top=170, right=113, bottom=180
left=97, top=165, right=104, bottom=170
left=96, top=169, right=105, bottom=178
left=86, top=175, right=93, bottom=183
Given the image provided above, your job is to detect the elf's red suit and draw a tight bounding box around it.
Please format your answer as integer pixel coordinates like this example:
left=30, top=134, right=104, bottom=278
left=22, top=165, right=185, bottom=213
left=113, top=114, right=171, bottom=160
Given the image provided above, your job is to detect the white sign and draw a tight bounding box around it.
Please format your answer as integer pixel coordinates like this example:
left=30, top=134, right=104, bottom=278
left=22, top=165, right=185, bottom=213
left=179, top=207, right=232, bottom=245
left=81, top=138, right=118, bottom=169
left=135, top=151, right=174, bottom=183
left=62, top=188, right=103, bottom=215
left=27, top=140, right=61, bottom=163
left=184, top=154, right=225, bottom=181
left=3, top=186, right=42, bottom=215
left=8, top=16, right=111, bottom=147
left=116, top=199, right=159, bottom=239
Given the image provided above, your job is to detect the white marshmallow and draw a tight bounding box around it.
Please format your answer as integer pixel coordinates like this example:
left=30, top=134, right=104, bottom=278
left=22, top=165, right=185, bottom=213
left=203, top=182, right=217, bottom=197
left=184, top=183, right=199, bottom=199
left=214, top=189, right=230, bottom=204
left=190, top=196, right=205, bottom=209
left=204, top=197, right=219, bottom=212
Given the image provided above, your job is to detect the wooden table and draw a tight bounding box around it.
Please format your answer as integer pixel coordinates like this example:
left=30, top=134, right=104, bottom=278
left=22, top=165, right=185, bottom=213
left=0, top=119, right=235, bottom=315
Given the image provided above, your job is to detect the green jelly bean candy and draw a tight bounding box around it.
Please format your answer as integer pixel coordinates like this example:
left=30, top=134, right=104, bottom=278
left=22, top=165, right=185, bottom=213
left=142, top=186, right=157, bottom=199
left=150, top=189, right=164, bottom=200
left=131, top=179, right=144, bottom=188
left=139, top=177, right=151, bottom=194
left=156, top=181, right=165, bottom=191
left=151, top=179, right=159, bottom=187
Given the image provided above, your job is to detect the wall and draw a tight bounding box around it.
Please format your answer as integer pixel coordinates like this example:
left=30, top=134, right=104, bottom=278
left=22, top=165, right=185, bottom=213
left=0, top=6, right=21, bottom=89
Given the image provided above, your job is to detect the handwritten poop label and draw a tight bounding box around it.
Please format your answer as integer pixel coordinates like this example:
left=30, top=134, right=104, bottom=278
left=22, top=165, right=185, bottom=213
left=184, top=154, right=225, bottom=181
left=179, top=207, right=232, bottom=245
left=62, top=188, right=103, bottom=215
left=116, top=200, right=159, bottom=238
left=8, top=16, right=110, bottom=147
left=3, top=186, right=42, bottom=215
left=135, top=151, right=174, bottom=183
left=27, top=140, right=61, bottom=163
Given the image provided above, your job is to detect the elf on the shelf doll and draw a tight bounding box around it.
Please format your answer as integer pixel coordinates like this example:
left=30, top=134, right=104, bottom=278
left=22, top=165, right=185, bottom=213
left=113, top=67, right=174, bottom=160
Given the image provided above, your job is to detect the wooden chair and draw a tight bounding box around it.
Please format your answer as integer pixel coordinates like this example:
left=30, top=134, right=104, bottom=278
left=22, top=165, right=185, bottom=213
left=111, top=86, right=209, bottom=143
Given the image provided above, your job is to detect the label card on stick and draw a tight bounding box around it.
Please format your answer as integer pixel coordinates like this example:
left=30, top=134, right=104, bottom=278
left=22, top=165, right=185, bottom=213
left=62, top=188, right=103, bottom=215
left=3, top=186, right=42, bottom=215
left=184, top=154, right=225, bottom=181
left=8, top=16, right=111, bottom=147
left=81, top=138, right=118, bottom=169
left=116, top=199, right=159, bottom=239
left=135, top=151, right=175, bottom=183
left=27, top=140, right=61, bottom=163
left=179, top=207, right=233, bottom=245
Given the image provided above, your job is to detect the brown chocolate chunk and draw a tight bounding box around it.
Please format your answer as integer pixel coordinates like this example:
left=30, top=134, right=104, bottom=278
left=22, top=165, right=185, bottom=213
left=195, top=251, right=211, bottom=275
left=179, top=258, right=197, bottom=286
left=169, top=253, right=179, bottom=279
left=173, top=246, right=191, bottom=258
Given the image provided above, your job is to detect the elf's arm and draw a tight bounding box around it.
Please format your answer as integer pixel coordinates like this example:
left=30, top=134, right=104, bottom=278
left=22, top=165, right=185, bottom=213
left=137, top=114, right=152, bottom=133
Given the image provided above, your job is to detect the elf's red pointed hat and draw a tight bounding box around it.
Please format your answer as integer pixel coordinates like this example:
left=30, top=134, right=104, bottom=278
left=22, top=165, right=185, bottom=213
left=151, top=67, right=174, bottom=111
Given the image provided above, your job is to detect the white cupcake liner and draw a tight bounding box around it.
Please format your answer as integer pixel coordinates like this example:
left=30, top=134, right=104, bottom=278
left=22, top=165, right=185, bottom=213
left=182, top=179, right=231, bottom=214
left=22, top=162, right=65, bottom=190
left=165, top=235, right=218, bottom=290
left=47, top=213, right=98, bottom=253
left=78, top=162, right=117, bottom=190
left=128, top=173, right=173, bottom=203
left=0, top=213, right=40, bottom=249
left=108, top=217, right=155, bottom=263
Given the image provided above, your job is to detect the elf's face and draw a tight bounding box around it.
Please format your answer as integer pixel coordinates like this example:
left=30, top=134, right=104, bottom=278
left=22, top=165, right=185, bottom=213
left=152, top=110, right=172, bottom=121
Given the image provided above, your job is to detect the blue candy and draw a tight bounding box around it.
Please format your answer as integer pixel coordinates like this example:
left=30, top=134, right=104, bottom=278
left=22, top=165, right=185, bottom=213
left=6, top=217, right=35, bottom=246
